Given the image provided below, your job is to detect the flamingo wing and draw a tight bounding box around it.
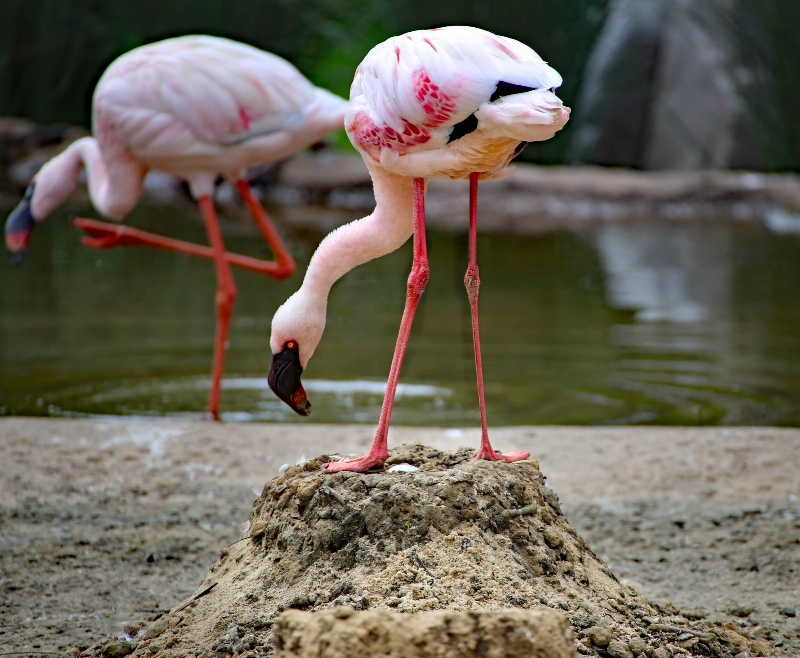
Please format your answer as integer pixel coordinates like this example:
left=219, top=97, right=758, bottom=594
left=347, top=26, right=563, bottom=160
left=93, top=36, right=320, bottom=161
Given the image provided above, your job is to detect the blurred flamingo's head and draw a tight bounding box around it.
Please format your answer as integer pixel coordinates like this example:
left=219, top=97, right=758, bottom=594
left=5, top=184, right=36, bottom=265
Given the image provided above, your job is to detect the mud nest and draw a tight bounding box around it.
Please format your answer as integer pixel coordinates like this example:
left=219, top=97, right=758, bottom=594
left=84, top=444, right=770, bottom=658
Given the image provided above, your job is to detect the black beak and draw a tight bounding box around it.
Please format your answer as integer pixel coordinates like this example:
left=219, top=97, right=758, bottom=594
left=5, top=184, right=36, bottom=265
left=268, top=344, right=311, bottom=416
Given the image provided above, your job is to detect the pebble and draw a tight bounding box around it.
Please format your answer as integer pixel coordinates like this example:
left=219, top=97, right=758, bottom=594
left=543, top=527, right=564, bottom=549
left=606, top=639, right=633, bottom=658
left=333, top=606, right=355, bottom=619
left=628, top=637, right=647, bottom=656
left=652, top=648, right=670, bottom=658
left=100, top=640, right=134, bottom=658
left=585, top=626, right=612, bottom=648
left=140, top=617, right=170, bottom=641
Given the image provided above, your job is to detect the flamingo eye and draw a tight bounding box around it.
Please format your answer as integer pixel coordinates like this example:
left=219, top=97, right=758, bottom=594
left=286, top=340, right=297, bottom=350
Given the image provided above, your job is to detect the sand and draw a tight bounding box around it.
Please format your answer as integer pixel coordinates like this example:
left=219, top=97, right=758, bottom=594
left=0, top=419, right=798, bottom=656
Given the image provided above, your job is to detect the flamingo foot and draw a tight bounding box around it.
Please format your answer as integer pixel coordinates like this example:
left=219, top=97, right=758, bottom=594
left=473, top=448, right=531, bottom=463
left=323, top=451, right=389, bottom=473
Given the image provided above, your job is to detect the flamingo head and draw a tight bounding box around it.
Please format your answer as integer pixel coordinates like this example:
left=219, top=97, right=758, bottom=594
left=268, top=288, right=327, bottom=416
left=5, top=184, right=37, bottom=265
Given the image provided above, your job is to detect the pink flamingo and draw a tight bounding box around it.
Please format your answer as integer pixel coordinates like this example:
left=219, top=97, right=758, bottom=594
left=268, top=26, right=570, bottom=472
left=4, top=35, right=347, bottom=421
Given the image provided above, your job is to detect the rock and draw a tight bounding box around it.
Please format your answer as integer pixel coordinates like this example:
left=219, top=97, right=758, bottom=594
left=138, top=617, right=169, bottom=641
left=568, top=0, right=770, bottom=170
left=628, top=636, right=647, bottom=656
left=544, top=526, right=564, bottom=549
left=606, top=639, right=634, bottom=658
left=585, top=626, right=613, bottom=648
left=726, top=605, right=753, bottom=617
left=273, top=607, right=577, bottom=658
left=100, top=640, right=134, bottom=658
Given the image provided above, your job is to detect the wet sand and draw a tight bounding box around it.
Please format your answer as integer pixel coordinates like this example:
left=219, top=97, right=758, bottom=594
left=0, top=418, right=798, bottom=655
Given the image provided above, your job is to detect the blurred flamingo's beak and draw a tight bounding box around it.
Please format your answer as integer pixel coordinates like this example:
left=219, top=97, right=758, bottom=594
left=5, top=184, right=36, bottom=265
left=268, top=342, right=311, bottom=416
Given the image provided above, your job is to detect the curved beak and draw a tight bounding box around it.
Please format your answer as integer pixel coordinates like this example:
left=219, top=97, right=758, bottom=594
left=268, top=344, right=311, bottom=416
left=5, top=184, right=36, bottom=265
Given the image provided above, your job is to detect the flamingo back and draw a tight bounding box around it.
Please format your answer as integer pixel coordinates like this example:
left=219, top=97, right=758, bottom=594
left=346, top=26, right=565, bottom=169
left=91, top=36, right=345, bottom=177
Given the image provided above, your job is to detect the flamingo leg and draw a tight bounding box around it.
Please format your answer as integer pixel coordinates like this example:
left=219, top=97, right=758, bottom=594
left=234, top=179, right=295, bottom=278
left=73, top=179, right=295, bottom=281
left=467, top=173, right=530, bottom=464
left=324, top=177, right=430, bottom=473
left=198, top=195, right=237, bottom=422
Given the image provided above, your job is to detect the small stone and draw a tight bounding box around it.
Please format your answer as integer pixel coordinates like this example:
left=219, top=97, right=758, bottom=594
left=570, top=612, right=594, bottom=629
left=726, top=605, right=753, bottom=617
left=585, top=626, right=613, bottom=648
left=140, top=617, right=170, bottom=641
left=101, top=640, right=134, bottom=658
left=607, top=639, right=634, bottom=658
left=628, top=637, right=647, bottom=656
left=543, top=527, right=564, bottom=549
left=238, top=634, right=256, bottom=650
left=249, top=519, right=267, bottom=538
left=778, top=607, right=797, bottom=617
left=652, top=648, right=670, bottom=658
left=332, top=606, right=355, bottom=619
left=123, top=621, right=146, bottom=637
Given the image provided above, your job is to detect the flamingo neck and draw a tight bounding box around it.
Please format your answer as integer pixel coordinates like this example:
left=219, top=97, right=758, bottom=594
left=31, top=137, right=142, bottom=221
left=301, top=165, right=416, bottom=298
left=271, top=165, right=417, bottom=364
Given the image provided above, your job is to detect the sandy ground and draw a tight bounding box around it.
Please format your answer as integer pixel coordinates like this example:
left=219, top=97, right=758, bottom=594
left=0, top=418, right=798, bottom=655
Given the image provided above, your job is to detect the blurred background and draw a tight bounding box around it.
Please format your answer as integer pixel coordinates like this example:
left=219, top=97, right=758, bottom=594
left=2, top=0, right=800, bottom=426
left=3, top=0, right=800, bottom=169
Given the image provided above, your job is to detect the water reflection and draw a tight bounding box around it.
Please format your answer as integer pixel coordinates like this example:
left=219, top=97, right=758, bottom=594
left=593, top=223, right=731, bottom=323
left=1, top=200, right=799, bottom=426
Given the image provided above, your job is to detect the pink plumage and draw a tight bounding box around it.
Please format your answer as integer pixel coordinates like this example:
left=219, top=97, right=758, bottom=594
left=346, top=26, right=567, bottom=176
left=268, top=26, right=570, bottom=472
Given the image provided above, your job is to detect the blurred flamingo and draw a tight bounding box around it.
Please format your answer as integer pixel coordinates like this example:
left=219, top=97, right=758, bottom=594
left=4, top=35, right=347, bottom=420
left=268, top=26, right=570, bottom=471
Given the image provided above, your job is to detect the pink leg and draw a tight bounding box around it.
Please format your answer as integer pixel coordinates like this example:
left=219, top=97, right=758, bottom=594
left=234, top=179, right=295, bottom=279
left=324, top=178, right=430, bottom=473
left=198, top=196, right=237, bottom=422
left=73, top=180, right=295, bottom=281
left=467, top=173, right=530, bottom=464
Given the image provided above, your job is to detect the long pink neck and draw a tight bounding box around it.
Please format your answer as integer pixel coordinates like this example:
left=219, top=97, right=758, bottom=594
left=301, top=165, right=416, bottom=300
left=31, top=136, right=144, bottom=221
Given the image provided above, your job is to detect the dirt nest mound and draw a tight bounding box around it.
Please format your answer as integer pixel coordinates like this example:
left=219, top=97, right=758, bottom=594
left=84, top=444, right=770, bottom=658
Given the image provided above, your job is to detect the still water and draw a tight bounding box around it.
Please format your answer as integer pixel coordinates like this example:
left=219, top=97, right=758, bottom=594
left=1, top=200, right=799, bottom=426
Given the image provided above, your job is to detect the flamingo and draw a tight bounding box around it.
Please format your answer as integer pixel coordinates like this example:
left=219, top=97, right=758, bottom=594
left=4, top=35, right=347, bottom=421
left=268, top=26, right=570, bottom=472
